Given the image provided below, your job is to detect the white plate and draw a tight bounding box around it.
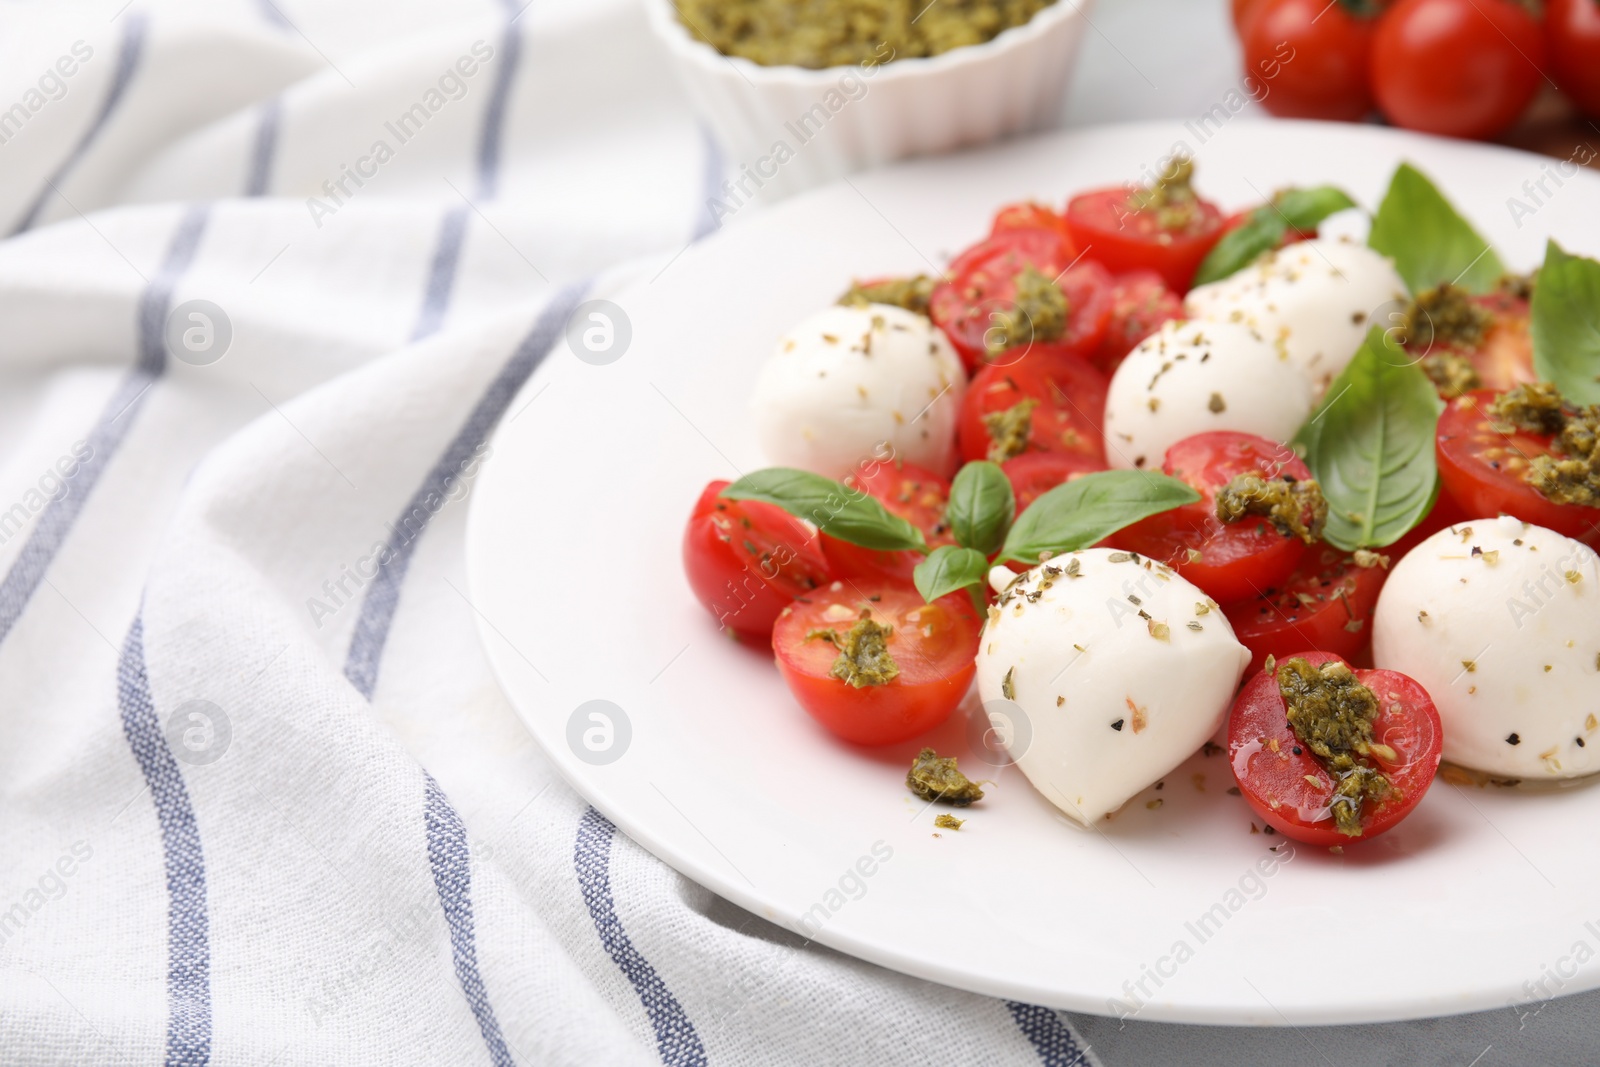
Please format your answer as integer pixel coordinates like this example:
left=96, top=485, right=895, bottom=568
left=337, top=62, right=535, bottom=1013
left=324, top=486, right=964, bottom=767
left=466, top=120, right=1600, bottom=1025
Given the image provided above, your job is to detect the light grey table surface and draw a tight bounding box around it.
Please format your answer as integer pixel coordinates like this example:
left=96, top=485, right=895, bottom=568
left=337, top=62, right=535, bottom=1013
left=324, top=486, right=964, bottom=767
left=1047, top=3, right=1600, bottom=1065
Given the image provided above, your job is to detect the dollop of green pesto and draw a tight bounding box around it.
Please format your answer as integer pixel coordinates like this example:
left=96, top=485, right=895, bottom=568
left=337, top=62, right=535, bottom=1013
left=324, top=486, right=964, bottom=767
left=1490, top=383, right=1600, bottom=508
left=1214, top=472, right=1328, bottom=544
left=807, top=610, right=899, bottom=687
left=838, top=274, right=936, bottom=317
left=985, top=265, right=1067, bottom=356
left=1420, top=350, right=1482, bottom=399
left=1128, top=156, right=1201, bottom=232
left=906, top=747, right=984, bottom=806
left=674, top=0, right=1057, bottom=69
left=1277, top=657, right=1391, bottom=838
left=1403, top=284, right=1493, bottom=351
left=933, top=813, right=965, bottom=830
left=982, top=396, right=1036, bottom=462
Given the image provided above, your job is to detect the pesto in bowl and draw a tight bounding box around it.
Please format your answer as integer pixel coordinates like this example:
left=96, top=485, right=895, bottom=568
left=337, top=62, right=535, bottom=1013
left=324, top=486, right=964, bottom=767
left=674, top=0, right=1059, bottom=69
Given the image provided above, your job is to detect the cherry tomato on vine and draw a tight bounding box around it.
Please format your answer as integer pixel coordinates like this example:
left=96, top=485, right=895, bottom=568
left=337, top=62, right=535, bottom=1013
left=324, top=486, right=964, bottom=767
left=1370, top=0, right=1544, bottom=141
left=1545, top=0, right=1600, bottom=119
left=1243, top=0, right=1376, bottom=122
left=1228, top=651, right=1443, bottom=845
left=682, top=480, right=833, bottom=638
left=772, top=583, right=982, bottom=745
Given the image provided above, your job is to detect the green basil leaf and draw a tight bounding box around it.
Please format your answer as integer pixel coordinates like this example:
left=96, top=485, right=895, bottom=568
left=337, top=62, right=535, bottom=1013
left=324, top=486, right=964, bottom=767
left=723, top=468, right=927, bottom=552
left=947, top=461, right=1015, bottom=555
left=913, top=545, right=990, bottom=604
left=997, top=471, right=1199, bottom=565
left=1298, top=327, right=1441, bottom=551
left=1531, top=241, right=1600, bottom=405
left=1192, top=185, right=1358, bottom=287
left=1369, top=162, right=1504, bottom=295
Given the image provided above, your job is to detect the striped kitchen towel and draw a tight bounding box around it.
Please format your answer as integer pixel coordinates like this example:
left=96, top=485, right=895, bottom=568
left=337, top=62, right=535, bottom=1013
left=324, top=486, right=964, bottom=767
left=0, top=0, right=1099, bottom=1063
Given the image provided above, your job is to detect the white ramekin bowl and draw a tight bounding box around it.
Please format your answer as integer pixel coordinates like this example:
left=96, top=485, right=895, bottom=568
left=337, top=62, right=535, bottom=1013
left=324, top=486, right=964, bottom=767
left=645, top=0, right=1095, bottom=203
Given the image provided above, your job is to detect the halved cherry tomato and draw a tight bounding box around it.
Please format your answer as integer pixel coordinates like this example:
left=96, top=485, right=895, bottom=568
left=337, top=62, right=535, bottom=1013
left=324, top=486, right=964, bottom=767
left=1228, top=651, right=1443, bottom=845
left=956, top=353, right=1109, bottom=465
left=1436, top=390, right=1600, bottom=547
left=683, top=480, right=833, bottom=637
left=1243, top=0, right=1375, bottom=122
left=1109, top=432, right=1314, bottom=603
left=1092, top=269, right=1184, bottom=376
left=1001, top=451, right=1108, bottom=513
left=1546, top=0, right=1600, bottom=118
left=773, top=583, right=982, bottom=745
left=1409, top=289, right=1534, bottom=398
left=1064, top=177, right=1226, bottom=293
left=990, top=201, right=1075, bottom=245
left=1370, top=0, right=1544, bottom=141
left=1222, top=545, right=1390, bottom=676
left=822, top=460, right=953, bottom=583
left=928, top=229, right=1113, bottom=371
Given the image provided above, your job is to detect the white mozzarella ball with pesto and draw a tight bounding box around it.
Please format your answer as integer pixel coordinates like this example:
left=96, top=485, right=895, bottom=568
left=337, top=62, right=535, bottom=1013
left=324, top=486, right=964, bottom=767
left=975, top=550, right=1251, bottom=824
left=1184, top=238, right=1409, bottom=391
left=1102, top=319, right=1312, bottom=472
left=750, top=303, right=964, bottom=479
left=1372, top=516, right=1600, bottom=778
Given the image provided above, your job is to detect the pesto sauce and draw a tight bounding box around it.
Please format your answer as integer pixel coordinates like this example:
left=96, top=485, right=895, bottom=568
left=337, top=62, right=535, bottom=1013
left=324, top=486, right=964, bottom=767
left=1214, top=471, right=1328, bottom=544
left=1490, top=383, right=1600, bottom=508
left=1277, top=657, right=1390, bottom=838
left=906, top=747, right=985, bottom=806
left=807, top=611, right=899, bottom=687
left=982, top=396, right=1036, bottom=462
left=675, top=0, right=1057, bottom=69
left=1420, top=350, right=1482, bottom=399
left=1403, top=284, right=1493, bottom=351
left=839, top=274, right=936, bottom=316
left=985, top=265, right=1067, bottom=355
left=1127, top=156, right=1201, bottom=232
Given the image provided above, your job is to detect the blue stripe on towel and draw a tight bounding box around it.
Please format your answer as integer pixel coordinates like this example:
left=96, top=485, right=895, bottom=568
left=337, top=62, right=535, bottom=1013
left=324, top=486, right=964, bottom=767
left=1006, top=1001, right=1093, bottom=1067
left=425, top=776, right=515, bottom=1067
left=476, top=4, right=525, bottom=200
left=0, top=205, right=208, bottom=644
left=576, top=808, right=709, bottom=1067
left=118, top=615, right=212, bottom=1067
left=409, top=206, right=470, bottom=341
left=341, top=280, right=585, bottom=698
left=10, top=13, right=149, bottom=235
left=243, top=97, right=282, bottom=197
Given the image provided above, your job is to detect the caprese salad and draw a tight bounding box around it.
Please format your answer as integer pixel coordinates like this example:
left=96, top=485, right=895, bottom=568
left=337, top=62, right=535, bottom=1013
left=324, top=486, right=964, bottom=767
left=681, top=157, right=1600, bottom=849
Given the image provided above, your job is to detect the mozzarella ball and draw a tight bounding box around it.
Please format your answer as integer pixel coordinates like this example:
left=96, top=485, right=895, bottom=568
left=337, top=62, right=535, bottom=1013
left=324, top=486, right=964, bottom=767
left=1103, top=319, right=1312, bottom=472
left=751, top=303, right=964, bottom=479
left=1373, top=516, right=1600, bottom=778
left=975, top=551, right=1251, bottom=823
left=1185, top=238, right=1409, bottom=392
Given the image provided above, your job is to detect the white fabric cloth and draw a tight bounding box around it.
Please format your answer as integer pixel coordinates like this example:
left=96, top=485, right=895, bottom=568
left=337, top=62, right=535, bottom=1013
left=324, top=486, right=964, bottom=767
left=0, top=1, right=1594, bottom=1065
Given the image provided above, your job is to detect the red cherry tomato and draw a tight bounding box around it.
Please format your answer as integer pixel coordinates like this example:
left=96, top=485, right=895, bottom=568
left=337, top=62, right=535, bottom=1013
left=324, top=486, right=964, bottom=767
left=1109, top=432, right=1313, bottom=603
left=822, top=460, right=954, bottom=583
left=929, top=230, right=1113, bottom=371
left=1436, top=390, right=1600, bottom=546
left=1221, top=546, right=1390, bottom=677
left=1546, top=0, right=1600, bottom=118
left=1001, top=451, right=1109, bottom=512
left=1243, top=0, right=1375, bottom=122
left=1064, top=180, right=1225, bottom=294
left=1233, top=0, right=1269, bottom=32
left=1370, top=0, right=1545, bottom=141
left=990, top=201, right=1075, bottom=245
left=772, top=583, right=982, bottom=746
left=1411, top=289, right=1534, bottom=398
left=682, top=480, right=833, bottom=637
left=1092, top=270, right=1184, bottom=376
left=1228, top=651, right=1443, bottom=845
left=956, top=353, right=1109, bottom=465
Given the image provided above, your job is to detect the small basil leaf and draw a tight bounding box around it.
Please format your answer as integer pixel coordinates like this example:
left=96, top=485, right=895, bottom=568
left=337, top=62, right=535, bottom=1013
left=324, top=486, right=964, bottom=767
left=913, top=545, right=990, bottom=604
left=998, top=471, right=1199, bottom=566
left=1531, top=242, right=1600, bottom=405
left=723, top=468, right=927, bottom=552
left=1299, top=327, right=1441, bottom=551
left=1193, top=185, right=1358, bottom=287
left=948, top=460, right=1015, bottom=556
left=1369, top=162, right=1504, bottom=295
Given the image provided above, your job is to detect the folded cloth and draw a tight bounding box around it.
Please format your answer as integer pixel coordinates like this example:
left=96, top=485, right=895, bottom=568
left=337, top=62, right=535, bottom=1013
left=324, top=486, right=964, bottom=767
left=0, top=0, right=1099, bottom=1063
